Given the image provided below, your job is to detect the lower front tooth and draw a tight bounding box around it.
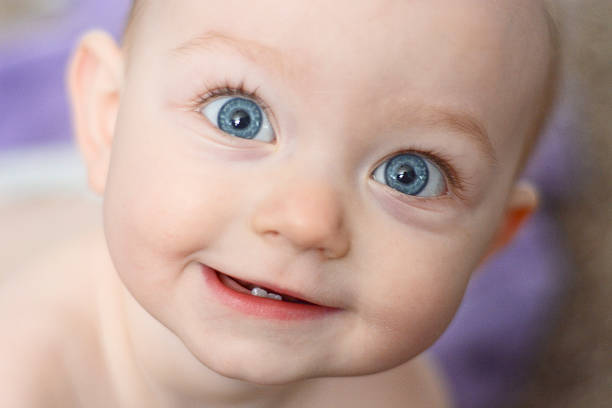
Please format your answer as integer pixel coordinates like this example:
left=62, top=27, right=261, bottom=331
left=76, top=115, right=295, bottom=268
left=251, top=287, right=283, bottom=301
left=267, top=293, right=282, bottom=301
left=251, top=287, right=268, bottom=297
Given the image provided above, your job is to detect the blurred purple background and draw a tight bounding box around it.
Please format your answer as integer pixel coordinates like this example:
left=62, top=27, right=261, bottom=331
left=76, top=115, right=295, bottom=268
left=0, top=0, right=129, bottom=150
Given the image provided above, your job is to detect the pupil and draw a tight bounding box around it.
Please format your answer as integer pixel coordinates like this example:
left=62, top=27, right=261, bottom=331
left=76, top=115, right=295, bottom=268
left=396, top=166, right=417, bottom=184
left=231, top=110, right=251, bottom=129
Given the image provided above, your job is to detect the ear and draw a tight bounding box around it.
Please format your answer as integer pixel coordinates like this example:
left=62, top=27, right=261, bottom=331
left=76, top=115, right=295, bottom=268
left=68, top=30, right=123, bottom=195
left=484, top=181, right=539, bottom=259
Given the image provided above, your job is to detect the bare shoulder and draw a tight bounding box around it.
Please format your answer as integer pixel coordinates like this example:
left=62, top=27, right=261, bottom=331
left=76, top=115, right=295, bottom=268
left=302, top=355, right=453, bottom=408
left=0, top=245, right=111, bottom=407
left=0, top=196, right=107, bottom=407
left=0, top=280, right=75, bottom=407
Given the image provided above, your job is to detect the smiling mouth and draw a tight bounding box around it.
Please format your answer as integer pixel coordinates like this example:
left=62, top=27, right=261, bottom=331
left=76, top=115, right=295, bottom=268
left=202, top=264, right=338, bottom=320
left=216, top=272, right=314, bottom=305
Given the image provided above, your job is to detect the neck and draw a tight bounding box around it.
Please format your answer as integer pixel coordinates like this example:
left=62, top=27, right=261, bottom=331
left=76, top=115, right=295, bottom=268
left=97, top=262, right=307, bottom=408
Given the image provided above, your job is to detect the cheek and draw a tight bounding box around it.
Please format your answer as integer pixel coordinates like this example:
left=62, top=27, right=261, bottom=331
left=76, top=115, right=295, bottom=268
left=387, top=254, right=470, bottom=348
left=351, top=222, right=488, bottom=366
left=101, top=131, right=235, bottom=295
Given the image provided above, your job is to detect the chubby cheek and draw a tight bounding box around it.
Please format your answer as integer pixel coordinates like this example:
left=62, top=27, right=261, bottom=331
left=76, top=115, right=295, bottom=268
left=102, top=129, right=234, bottom=303
left=351, top=222, right=488, bottom=368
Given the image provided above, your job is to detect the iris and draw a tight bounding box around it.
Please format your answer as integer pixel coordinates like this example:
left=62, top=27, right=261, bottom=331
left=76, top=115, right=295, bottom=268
left=217, top=97, right=263, bottom=139
left=384, top=154, right=429, bottom=195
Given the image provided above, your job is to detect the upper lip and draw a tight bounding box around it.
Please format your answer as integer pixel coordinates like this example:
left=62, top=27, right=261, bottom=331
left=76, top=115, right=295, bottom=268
left=208, top=264, right=335, bottom=308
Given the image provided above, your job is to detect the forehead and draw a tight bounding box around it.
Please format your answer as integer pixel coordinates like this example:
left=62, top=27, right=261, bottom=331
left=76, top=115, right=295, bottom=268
left=138, top=0, right=550, bottom=74
left=129, top=0, right=552, bottom=157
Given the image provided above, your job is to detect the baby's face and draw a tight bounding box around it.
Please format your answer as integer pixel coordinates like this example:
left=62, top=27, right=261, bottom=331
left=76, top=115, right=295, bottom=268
left=100, top=0, right=552, bottom=383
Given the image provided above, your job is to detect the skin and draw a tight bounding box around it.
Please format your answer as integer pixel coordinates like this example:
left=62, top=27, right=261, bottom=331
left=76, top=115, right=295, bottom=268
left=0, top=0, right=555, bottom=406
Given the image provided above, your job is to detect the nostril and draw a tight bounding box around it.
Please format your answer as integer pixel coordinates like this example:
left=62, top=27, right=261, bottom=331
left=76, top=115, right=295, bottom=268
left=258, top=230, right=282, bottom=243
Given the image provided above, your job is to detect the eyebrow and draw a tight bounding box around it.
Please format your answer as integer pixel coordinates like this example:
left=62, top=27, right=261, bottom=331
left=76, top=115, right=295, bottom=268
left=170, top=30, right=292, bottom=76
left=171, top=31, right=497, bottom=166
left=410, top=105, right=497, bottom=166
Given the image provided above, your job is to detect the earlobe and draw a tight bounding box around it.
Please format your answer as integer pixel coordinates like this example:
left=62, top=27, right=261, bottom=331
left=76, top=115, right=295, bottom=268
left=485, top=181, right=539, bottom=259
left=68, top=30, right=124, bottom=195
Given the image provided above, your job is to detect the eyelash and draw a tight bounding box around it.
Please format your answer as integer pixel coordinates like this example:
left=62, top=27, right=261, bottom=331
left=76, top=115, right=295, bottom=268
left=190, top=80, right=271, bottom=117
left=189, top=81, right=469, bottom=200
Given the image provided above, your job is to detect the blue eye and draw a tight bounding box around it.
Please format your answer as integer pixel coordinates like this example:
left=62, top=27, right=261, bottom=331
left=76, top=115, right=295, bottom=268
left=372, top=153, right=446, bottom=197
left=201, top=96, right=275, bottom=142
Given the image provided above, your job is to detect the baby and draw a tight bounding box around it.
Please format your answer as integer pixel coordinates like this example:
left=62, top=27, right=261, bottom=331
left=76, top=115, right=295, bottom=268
left=1, top=0, right=559, bottom=406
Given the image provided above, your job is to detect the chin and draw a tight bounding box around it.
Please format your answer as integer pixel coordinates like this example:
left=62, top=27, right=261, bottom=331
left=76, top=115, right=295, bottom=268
left=191, top=344, right=410, bottom=386
left=204, top=355, right=321, bottom=386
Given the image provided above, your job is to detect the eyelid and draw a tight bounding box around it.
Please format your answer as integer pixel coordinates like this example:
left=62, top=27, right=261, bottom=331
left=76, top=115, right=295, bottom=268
left=191, top=83, right=273, bottom=123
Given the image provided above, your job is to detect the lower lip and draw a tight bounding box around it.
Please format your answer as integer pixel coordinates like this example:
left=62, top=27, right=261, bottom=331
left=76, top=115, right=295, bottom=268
left=201, top=264, right=338, bottom=320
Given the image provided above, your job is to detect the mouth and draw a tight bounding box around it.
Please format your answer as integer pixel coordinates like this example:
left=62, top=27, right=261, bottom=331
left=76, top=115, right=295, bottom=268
left=217, top=272, right=314, bottom=305
left=201, top=264, right=337, bottom=320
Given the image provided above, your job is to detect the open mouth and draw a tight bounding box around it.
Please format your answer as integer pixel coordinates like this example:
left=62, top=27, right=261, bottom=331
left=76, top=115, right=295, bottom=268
left=202, top=264, right=337, bottom=320
left=217, top=272, right=314, bottom=305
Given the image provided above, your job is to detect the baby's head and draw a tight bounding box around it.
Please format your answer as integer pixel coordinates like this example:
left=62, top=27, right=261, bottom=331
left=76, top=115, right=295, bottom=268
left=69, top=0, right=558, bottom=384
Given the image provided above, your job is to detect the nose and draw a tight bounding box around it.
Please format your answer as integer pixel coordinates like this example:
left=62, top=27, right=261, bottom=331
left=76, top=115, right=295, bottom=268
left=250, top=181, right=350, bottom=259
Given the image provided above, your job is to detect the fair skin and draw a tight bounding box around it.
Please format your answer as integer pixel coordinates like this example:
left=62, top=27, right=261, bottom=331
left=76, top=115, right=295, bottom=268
left=0, top=0, right=555, bottom=406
